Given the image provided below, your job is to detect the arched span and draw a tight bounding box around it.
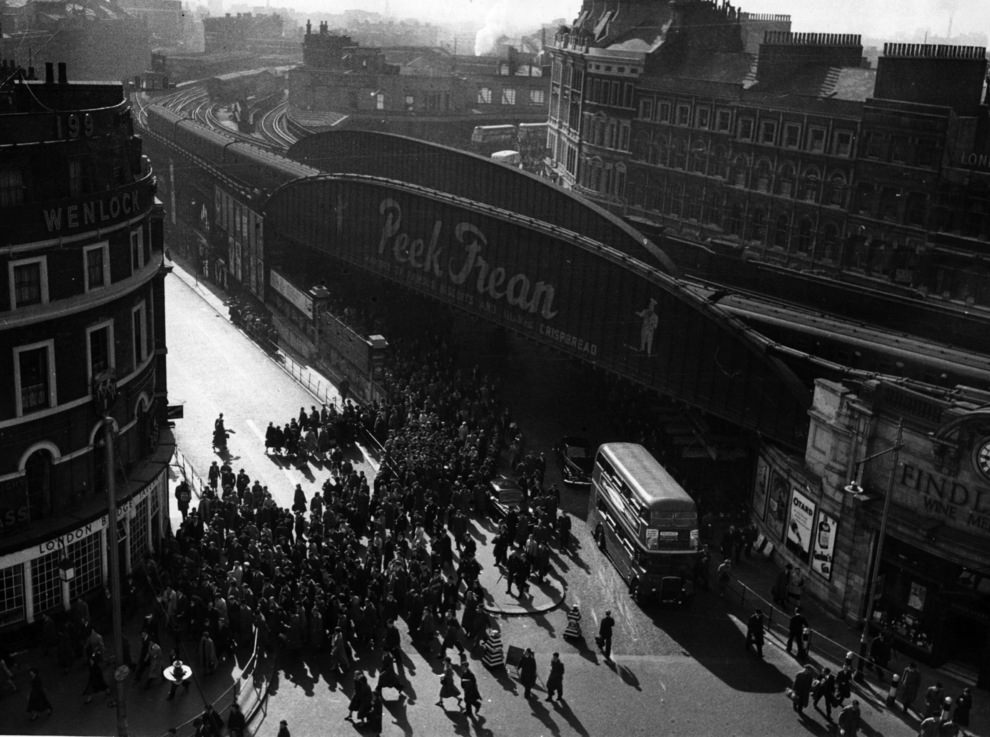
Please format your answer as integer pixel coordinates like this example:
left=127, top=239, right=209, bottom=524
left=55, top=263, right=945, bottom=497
left=265, top=174, right=811, bottom=449
left=286, top=130, right=678, bottom=274
left=18, top=441, right=61, bottom=470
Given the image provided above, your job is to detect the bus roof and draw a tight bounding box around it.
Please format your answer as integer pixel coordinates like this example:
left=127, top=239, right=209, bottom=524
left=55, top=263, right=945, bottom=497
left=597, top=442, right=694, bottom=506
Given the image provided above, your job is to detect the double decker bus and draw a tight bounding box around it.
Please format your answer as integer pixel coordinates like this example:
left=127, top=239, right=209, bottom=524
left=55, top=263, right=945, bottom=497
left=588, top=443, right=700, bottom=605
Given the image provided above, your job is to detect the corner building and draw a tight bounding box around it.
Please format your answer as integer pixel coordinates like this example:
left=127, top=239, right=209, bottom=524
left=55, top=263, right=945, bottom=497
left=0, top=62, right=172, bottom=629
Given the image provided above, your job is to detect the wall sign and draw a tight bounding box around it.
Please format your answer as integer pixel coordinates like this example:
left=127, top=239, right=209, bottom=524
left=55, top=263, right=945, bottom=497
left=753, top=459, right=769, bottom=521
left=786, top=487, right=816, bottom=560
left=811, top=510, right=837, bottom=580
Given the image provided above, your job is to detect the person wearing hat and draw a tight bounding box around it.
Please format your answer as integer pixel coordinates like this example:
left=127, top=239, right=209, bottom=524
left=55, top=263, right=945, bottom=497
left=746, top=608, right=766, bottom=658
left=276, top=719, right=290, bottom=737
left=597, top=610, right=615, bottom=661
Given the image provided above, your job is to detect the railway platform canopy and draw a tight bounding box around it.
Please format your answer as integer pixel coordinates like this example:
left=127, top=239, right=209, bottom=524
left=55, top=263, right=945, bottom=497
left=265, top=133, right=812, bottom=450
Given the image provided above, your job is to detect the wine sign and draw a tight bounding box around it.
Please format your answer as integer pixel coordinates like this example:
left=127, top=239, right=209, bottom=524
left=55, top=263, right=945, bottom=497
left=785, top=488, right=816, bottom=559
left=811, top=511, right=838, bottom=580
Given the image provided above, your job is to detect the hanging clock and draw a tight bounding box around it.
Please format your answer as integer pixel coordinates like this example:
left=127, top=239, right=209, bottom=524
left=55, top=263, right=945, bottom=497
left=975, top=438, right=990, bottom=481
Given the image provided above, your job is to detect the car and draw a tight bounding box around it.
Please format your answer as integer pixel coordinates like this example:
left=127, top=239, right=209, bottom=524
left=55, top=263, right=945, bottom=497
left=487, top=476, right=526, bottom=519
left=555, top=436, right=594, bottom=486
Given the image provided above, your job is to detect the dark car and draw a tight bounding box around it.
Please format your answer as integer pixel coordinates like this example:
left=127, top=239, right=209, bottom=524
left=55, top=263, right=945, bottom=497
left=555, top=436, right=594, bottom=486
left=487, top=476, right=526, bottom=519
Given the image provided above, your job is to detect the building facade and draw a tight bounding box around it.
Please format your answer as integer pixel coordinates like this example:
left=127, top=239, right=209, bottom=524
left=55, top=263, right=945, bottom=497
left=0, top=62, right=172, bottom=629
left=547, top=0, right=990, bottom=311
left=753, top=377, right=990, bottom=687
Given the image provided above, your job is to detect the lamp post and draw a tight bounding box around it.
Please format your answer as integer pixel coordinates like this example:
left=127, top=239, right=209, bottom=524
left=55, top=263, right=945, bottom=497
left=844, top=419, right=903, bottom=683
left=94, top=370, right=128, bottom=737
left=309, top=284, right=330, bottom=364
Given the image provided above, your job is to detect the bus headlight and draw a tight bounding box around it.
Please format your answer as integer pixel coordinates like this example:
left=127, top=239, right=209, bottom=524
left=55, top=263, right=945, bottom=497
left=690, top=528, right=699, bottom=549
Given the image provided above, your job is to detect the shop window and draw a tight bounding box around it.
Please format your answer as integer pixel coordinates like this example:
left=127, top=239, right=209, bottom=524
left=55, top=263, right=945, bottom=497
left=31, top=551, right=62, bottom=615
left=9, top=257, right=48, bottom=309
left=68, top=531, right=103, bottom=602
left=131, top=496, right=149, bottom=565
left=0, top=565, right=26, bottom=627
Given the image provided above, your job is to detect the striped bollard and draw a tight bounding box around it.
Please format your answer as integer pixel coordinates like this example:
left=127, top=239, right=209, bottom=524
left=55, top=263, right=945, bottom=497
left=482, top=627, right=504, bottom=669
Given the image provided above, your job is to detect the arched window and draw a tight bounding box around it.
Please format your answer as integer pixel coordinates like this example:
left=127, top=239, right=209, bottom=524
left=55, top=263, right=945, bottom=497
left=801, top=168, right=821, bottom=202
left=774, top=214, right=790, bottom=248
left=827, top=173, right=848, bottom=206
left=712, top=146, right=729, bottom=179
left=748, top=207, right=767, bottom=242
left=727, top=203, right=744, bottom=235
left=25, top=449, right=54, bottom=520
left=753, top=158, right=773, bottom=193
left=776, top=165, right=795, bottom=197
left=732, top=156, right=749, bottom=187
left=821, top=223, right=840, bottom=261
left=670, top=139, right=687, bottom=170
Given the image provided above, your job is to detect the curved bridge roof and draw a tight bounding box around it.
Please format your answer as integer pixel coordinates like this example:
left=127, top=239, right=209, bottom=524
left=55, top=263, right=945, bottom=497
left=264, top=166, right=811, bottom=450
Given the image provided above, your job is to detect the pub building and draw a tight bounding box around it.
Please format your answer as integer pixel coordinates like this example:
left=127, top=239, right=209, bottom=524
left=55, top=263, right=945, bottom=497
left=754, top=377, right=990, bottom=688
left=0, top=62, right=172, bottom=628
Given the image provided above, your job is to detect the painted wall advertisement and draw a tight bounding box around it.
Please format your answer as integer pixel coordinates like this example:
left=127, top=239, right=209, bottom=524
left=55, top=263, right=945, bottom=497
left=785, top=488, right=816, bottom=560
left=766, top=470, right=789, bottom=542
left=811, top=510, right=837, bottom=580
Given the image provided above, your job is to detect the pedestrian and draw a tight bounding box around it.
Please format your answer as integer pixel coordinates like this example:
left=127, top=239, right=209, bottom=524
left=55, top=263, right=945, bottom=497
left=82, top=649, right=113, bottom=706
left=597, top=610, right=615, bottom=661
left=165, top=657, right=191, bottom=700
left=899, top=661, right=921, bottom=713
left=26, top=668, right=53, bottom=721
left=518, top=648, right=537, bottom=698
left=460, top=662, right=482, bottom=717
left=835, top=664, right=853, bottom=707
left=563, top=604, right=582, bottom=640
left=0, top=655, right=15, bottom=694
left=346, top=671, right=372, bottom=723
left=199, top=704, right=224, bottom=737
left=226, top=702, right=246, bottom=737
left=791, top=664, right=815, bottom=714
left=745, top=608, right=765, bottom=658
left=925, top=681, right=946, bottom=718
left=436, top=657, right=462, bottom=709
left=146, top=640, right=164, bottom=689
left=276, top=719, right=291, bottom=737
left=786, top=606, right=809, bottom=658
left=175, top=480, right=192, bottom=521
left=953, top=687, right=972, bottom=730
left=772, top=564, right=793, bottom=606
left=545, top=652, right=565, bottom=702
left=837, top=698, right=861, bottom=736
left=376, top=651, right=404, bottom=696
left=716, top=558, right=731, bottom=597
left=813, top=666, right=836, bottom=721
left=198, top=631, right=217, bottom=675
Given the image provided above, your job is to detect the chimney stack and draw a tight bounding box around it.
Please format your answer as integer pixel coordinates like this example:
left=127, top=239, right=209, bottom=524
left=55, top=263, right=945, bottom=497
left=45, top=61, right=54, bottom=84
left=58, top=62, right=67, bottom=84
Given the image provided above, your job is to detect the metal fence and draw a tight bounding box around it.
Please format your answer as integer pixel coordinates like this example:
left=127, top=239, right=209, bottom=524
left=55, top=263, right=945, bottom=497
left=171, top=445, right=209, bottom=501
left=277, top=352, right=342, bottom=409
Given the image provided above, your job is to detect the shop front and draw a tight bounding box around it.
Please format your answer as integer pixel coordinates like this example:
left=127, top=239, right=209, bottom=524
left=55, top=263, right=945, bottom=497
left=0, top=468, right=168, bottom=628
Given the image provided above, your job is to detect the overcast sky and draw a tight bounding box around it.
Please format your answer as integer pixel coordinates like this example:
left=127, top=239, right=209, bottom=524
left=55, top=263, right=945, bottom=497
left=295, top=0, right=989, bottom=41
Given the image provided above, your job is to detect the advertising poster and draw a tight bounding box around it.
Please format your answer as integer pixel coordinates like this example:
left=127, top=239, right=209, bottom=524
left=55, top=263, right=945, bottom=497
left=766, top=470, right=788, bottom=541
left=753, top=458, right=769, bottom=521
left=811, top=510, right=837, bottom=580
left=786, top=488, right=816, bottom=560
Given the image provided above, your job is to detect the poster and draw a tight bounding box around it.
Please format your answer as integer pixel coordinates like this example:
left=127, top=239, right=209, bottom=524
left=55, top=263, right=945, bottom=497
left=811, top=510, right=837, bottom=580
left=786, top=488, right=816, bottom=560
left=766, top=470, right=788, bottom=542
left=753, top=458, right=769, bottom=521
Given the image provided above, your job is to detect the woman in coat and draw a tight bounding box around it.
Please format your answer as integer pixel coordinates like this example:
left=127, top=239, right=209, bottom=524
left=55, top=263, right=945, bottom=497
left=436, top=657, right=462, bottom=709
left=26, top=668, right=53, bottom=720
left=791, top=664, right=816, bottom=714
left=519, top=648, right=537, bottom=698
left=460, top=663, right=482, bottom=717
left=82, top=650, right=112, bottom=705
left=346, top=672, right=372, bottom=723
left=330, top=627, right=351, bottom=675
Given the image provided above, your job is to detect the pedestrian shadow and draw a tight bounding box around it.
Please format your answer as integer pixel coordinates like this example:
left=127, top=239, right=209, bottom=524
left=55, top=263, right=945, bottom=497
left=532, top=612, right=556, bottom=638
left=563, top=634, right=599, bottom=665
left=615, top=662, right=641, bottom=691
left=562, top=547, right=592, bottom=575
left=794, top=710, right=833, bottom=735
left=281, top=658, right=316, bottom=697
left=484, top=664, right=520, bottom=696
left=552, top=698, right=591, bottom=737
left=383, top=695, right=413, bottom=737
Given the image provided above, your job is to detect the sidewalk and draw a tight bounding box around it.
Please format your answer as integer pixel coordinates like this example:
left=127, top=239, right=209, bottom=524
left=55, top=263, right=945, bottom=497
left=711, top=514, right=987, bottom=737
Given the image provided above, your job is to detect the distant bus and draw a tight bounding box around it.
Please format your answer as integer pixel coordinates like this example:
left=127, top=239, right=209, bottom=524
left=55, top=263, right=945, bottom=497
left=490, top=150, right=522, bottom=167
left=470, top=124, right=518, bottom=146
left=588, top=442, right=699, bottom=605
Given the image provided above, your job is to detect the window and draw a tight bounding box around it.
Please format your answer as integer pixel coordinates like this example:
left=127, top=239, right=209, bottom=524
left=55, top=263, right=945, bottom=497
left=808, top=127, right=826, bottom=153
left=87, top=322, right=114, bottom=382
left=69, top=158, right=83, bottom=198
left=529, top=89, right=545, bottom=104
left=716, top=109, right=732, bottom=132
left=132, top=301, right=148, bottom=366
left=676, top=104, right=691, bottom=126
left=501, top=88, right=516, bottom=105
left=0, top=565, right=26, bottom=627
left=759, top=120, right=777, bottom=145
left=9, top=257, right=48, bottom=309
left=375, top=93, right=385, bottom=111
left=784, top=123, right=801, bottom=148
left=404, top=94, right=414, bottom=111
left=657, top=102, right=671, bottom=122
left=834, top=130, right=853, bottom=157
left=738, top=118, right=754, bottom=140
left=477, top=87, right=492, bottom=104
left=0, top=167, right=24, bottom=207
left=14, top=341, right=56, bottom=415
left=696, top=108, right=710, bottom=129
left=639, top=98, right=654, bottom=120
left=84, top=243, right=109, bottom=292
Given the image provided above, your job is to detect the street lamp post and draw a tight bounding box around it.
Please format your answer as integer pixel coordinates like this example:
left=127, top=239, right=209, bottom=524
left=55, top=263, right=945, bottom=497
left=844, top=419, right=903, bottom=684
left=94, top=370, right=129, bottom=737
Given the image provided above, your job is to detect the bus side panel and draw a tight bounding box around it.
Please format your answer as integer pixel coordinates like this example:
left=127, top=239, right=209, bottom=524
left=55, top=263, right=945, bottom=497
left=601, top=521, right=634, bottom=583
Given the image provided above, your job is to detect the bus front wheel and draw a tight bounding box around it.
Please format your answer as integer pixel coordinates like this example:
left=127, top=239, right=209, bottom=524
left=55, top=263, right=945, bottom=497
left=594, top=525, right=605, bottom=551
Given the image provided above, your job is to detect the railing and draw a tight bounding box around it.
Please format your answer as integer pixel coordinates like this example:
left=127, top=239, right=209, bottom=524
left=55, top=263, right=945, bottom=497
left=727, top=577, right=896, bottom=686
left=171, top=445, right=210, bottom=501
left=278, top=351, right=342, bottom=410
